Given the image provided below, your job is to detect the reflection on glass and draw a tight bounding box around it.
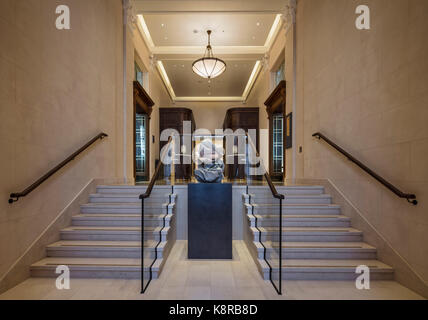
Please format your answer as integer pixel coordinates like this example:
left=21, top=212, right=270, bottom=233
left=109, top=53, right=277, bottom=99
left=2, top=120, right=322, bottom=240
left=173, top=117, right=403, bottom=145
left=135, top=62, right=144, bottom=87
left=274, top=61, right=285, bottom=87
left=273, top=114, right=284, bottom=175
left=136, top=113, right=147, bottom=181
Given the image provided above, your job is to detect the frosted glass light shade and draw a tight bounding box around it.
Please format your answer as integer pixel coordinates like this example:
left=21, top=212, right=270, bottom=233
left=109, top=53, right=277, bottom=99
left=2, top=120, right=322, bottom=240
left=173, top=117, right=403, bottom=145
left=192, top=57, right=226, bottom=79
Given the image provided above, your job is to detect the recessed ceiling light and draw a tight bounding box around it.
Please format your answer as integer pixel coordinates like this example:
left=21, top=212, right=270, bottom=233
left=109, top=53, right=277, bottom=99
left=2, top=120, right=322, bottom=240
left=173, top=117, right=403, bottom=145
left=256, top=22, right=261, bottom=26
left=161, top=23, right=165, bottom=27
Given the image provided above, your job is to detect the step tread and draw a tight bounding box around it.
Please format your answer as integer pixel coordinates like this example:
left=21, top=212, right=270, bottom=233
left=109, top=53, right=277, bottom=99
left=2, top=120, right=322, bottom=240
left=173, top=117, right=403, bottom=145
left=31, top=257, right=160, bottom=269
left=249, top=194, right=331, bottom=198
left=249, top=185, right=324, bottom=189
left=90, top=193, right=173, bottom=197
left=81, top=203, right=169, bottom=207
left=47, top=240, right=160, bottom=248
left=252, top=215, right=349, bottom=220
left=61, top=226, right=160, bottom=232
left=73, top=214, right=170, bottom=219
left=261, top=241, right=376, bottom=250
left=280, top=259, right=393, bottom=269
left=258, top=258, right=393, bottom=272
left=259, top=227, right=362, bottom=233
left=252, top=204, right=340, bottom=208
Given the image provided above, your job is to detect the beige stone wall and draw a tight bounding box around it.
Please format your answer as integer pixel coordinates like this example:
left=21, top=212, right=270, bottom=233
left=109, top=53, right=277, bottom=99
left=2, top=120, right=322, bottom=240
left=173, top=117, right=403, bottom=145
left=296, top=0, right=428, bottom=283
left=0, top=0, right=123, bottom=279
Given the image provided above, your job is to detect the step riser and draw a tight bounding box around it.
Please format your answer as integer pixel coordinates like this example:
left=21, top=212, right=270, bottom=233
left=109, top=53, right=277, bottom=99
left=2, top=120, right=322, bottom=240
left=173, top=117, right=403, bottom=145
left=46, top=249, right=162, bottom=259
left=90, top=197, right=169, bottom=204
left=30, top=269, right=157, bottom=280
left=71, top=219, right=170, bottom=228
left=250, top=198, right=331, bottom=205
left=81, top=207, right=171, bottom=214
left=250, top=221, right=350, bottom=228
left=60, top=233, right=167, bottom=242
left=260, top=251, right=377, bottom=260
left=250, top=208, right=341, bottom=215
left=248, top=189, right=324, bottom=195
left=256, top=234, right=363, bottom=242
left=97, top=187, right=171, bottom=195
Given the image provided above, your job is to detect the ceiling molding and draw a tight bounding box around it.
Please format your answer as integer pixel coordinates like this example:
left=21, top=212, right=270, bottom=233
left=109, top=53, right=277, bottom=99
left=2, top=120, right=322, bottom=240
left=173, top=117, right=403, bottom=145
left=156, top=61, right=177, bottom=100
left=242, top=61, right=262, bottom=100
left=174, top=96, right=245, bottom=102
left=133, top=0, right=286, bottom=14
left=136, top=12, right=282, bottom=102
left=152, top=46, right=267, bottom=55
left=136, top=14, right=283, bottom=57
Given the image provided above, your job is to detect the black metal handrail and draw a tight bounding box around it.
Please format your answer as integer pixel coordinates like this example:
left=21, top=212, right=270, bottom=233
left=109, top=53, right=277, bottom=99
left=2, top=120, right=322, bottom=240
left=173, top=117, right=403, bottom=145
left=139, top=136, right=173, bottom=294
left=8, top=133, right=108, bottom=204
left=246, top=133, right=284, bottom=295
left=313, top=132, right=417, bottom=205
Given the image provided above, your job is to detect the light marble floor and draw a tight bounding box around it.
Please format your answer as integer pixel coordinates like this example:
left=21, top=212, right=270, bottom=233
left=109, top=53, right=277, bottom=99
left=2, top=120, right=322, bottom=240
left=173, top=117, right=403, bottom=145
left=0, top=241, right=424, bottom=300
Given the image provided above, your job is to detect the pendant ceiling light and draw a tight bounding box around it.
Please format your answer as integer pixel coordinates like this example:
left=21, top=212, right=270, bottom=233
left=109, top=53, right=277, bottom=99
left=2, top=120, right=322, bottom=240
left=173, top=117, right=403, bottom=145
left=192, top=30, right=226, bottom=79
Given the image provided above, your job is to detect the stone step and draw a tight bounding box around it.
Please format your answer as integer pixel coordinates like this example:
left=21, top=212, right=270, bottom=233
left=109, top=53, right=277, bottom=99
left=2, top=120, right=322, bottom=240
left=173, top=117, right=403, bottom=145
left=89, top=193, right=176, bottom=204
left=71, top=214, right=173, bottom=227
left=252, top=227, right=363, bottom=242
left=258, top=259, right=394, bottom=280
left=60, top=226, right=170, bottom=241
left=254, top=241, right=377, bottom=260
left=247, top=185, right=324, bottom=195
left=80, top=202, right=174, bottom=214
left=248, top=214, right=351, bottom=227
left=246, top=204, right=341, bottom=215
left=244, top=194, right=332, bottom=205
left=46, top=240, right=168, bottom=259
left=30, top=257, right=162, bottom=279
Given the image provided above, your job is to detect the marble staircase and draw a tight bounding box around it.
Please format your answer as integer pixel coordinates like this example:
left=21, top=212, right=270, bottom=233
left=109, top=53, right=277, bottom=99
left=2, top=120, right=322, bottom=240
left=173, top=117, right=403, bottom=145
left=30, top=185, right=176, bottom=279
left=243, top=186, right=394, bottom=281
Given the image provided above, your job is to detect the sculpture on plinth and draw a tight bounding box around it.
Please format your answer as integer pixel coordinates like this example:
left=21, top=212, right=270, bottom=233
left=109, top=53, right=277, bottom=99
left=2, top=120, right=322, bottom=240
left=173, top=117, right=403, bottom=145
left=194, top=138, right=224, bottom=183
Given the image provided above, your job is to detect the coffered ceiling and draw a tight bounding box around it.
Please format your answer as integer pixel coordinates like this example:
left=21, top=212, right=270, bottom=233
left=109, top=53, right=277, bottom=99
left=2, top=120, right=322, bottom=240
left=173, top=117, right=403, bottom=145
left=135, top=3, right=284, bottom=101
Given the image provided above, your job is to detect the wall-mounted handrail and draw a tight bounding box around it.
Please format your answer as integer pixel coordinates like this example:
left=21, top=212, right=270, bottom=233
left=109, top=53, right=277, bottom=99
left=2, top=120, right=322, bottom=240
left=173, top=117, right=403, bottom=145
left=8, top=133, right=108, bottom=204
left=139, top=136, right=173, bottom=294
left=313, top=132, right=417, bottom=205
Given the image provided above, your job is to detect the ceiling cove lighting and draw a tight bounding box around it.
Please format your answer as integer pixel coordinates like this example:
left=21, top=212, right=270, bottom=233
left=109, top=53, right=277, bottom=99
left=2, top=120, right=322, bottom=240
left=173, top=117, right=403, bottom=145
left=192, top=30, right=226, bottom=79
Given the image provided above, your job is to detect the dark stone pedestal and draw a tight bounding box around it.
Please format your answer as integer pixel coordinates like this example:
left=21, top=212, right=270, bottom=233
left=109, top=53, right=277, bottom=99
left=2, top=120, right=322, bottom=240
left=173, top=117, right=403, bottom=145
left=188, top=183, right=232, bottom=259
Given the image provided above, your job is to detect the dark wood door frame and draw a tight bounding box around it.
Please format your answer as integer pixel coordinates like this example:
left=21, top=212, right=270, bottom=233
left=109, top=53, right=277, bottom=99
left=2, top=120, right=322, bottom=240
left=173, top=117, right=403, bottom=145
left=264, top=80, right=286, bottom=181
left=222, top=107, right=260, bottom=180
left=133, top=81, right=154, bottom=181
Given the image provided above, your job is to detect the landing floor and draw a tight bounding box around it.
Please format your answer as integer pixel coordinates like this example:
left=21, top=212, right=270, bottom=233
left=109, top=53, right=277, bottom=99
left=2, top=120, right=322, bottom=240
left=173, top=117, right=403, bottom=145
left=0, top=241, right=423, bottom=300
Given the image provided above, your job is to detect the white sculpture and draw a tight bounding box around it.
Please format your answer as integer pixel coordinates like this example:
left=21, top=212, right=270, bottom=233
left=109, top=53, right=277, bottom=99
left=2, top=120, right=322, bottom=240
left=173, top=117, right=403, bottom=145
left=194, top=139, right=224, bottom=183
